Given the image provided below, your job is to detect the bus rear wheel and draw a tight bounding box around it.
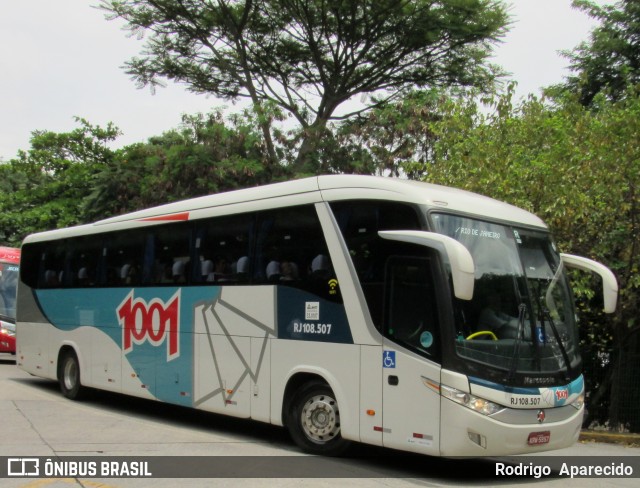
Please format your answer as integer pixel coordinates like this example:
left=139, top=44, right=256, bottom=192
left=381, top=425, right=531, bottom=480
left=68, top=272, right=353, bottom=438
left=58, top=350, right=84, bottom=400
left=287, top=381, right=350, bottom=456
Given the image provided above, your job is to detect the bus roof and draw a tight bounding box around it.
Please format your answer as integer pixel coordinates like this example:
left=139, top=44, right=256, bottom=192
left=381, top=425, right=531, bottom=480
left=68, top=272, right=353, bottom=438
left=0, top=247, right=21, bottom=263
left=23, top=176, right=547, bottom=243
left=318, top=176, right=546, bottom=228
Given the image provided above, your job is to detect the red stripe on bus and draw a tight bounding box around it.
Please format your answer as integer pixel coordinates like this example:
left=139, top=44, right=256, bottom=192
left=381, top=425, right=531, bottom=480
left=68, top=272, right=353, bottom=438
left=139, top=212, right=190, bottom=222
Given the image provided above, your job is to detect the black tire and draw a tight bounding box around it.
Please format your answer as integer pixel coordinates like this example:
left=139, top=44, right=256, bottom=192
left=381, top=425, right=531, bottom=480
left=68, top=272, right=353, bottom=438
left=286, top=381, right=350, bottom=456
left=58, top=350, right=84, bottom=400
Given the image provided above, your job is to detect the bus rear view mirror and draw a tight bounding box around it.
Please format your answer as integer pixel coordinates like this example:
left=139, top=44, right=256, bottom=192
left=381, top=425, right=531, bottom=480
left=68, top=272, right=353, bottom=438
left=560, top=253, right=618, bottom=313
left=379, top=231, right=475, bottom=300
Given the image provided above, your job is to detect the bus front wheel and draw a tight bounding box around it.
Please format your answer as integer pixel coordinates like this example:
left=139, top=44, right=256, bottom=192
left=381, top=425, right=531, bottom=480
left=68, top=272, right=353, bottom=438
left=58, top=350, right=84, bottom=400
left=287, top=381, right=350, bottom=456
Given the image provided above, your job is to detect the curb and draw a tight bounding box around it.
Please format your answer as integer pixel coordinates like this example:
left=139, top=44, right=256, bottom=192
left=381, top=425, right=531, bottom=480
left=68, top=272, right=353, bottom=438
left=579, top=431, right=640, bottom=446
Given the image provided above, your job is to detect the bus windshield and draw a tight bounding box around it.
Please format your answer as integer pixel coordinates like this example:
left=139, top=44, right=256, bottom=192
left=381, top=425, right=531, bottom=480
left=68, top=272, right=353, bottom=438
left=432, top=213, right=580, bottom=383
left=0, top=260, right=19, bottom=322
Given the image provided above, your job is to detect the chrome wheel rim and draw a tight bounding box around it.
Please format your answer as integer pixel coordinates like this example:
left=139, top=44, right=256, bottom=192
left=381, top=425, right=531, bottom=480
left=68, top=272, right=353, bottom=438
left=63, top=359, right=78, bottom=391
left=300, top=393, right=340, bottom=443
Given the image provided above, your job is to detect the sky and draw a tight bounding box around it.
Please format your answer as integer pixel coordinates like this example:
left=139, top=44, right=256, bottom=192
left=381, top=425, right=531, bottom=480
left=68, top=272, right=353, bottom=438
left=0, top=0, right=615, bottom=161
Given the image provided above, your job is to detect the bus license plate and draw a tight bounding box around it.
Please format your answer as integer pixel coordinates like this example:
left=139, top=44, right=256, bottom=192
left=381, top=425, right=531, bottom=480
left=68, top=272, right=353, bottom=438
left=527, top=431, right=551, bottom=446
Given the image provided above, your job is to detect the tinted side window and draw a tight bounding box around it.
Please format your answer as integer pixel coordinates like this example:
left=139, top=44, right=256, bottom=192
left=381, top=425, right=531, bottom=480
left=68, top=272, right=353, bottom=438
left=67, top=237, right=103, bottom=287
left=255, top=205, right=341, bottom=302
left=23, top=237, right=103, bottom=289
left=104, top=231, right=145, bottom=286
left=143, top=224, right=192, bottom=285
left=19, top=244, right=39, bottom=289
left=330, top=201, right=422, bottom=328
left=330, top=201, right=421, bottom=281
left=38, top=241, right=67, bottom=288
left=194, top=214, right=254, bottom=283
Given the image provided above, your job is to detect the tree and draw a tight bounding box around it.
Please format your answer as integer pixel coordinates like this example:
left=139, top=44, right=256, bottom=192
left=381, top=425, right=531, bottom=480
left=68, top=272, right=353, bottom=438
left=554, top=0, right=640, bottom=105
left=83, top=111, right=273, bottom=219
left=0, top=111, right=278, bottom=243
left=101, top=0, right=508, bottom=174
left=335, top=89, right=446, bottom=176
left=0, top=119, right=119, bottom=245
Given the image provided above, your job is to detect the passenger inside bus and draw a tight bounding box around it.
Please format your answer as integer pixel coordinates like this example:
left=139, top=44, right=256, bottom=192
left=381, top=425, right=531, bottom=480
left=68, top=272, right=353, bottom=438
left=280, top=261, right=299, bottom=281
left=207, top=256, right=231, bottom=282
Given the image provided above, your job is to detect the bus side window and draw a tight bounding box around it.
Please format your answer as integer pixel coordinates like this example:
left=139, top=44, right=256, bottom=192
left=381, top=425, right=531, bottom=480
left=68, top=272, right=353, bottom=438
left=144, top=223, right=192, bottom=285
left=193, top=213, right=254, bottom=284
left=255, top=206, right=342, bottom=302
left=68, top=238, right=102, bottom=287
left=104, top=231, right=144, bottom=287
left=330, top=200, right=422, bottom=329
left=39, top=242, right=66, bottom=288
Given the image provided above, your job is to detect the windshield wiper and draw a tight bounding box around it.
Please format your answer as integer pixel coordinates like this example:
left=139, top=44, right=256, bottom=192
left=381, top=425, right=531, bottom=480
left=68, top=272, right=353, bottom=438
left=506, top=303, right=527, bottom=382
left=543, top=309, right=572, bottom=382
left=543, top=260, right=572, bottom=381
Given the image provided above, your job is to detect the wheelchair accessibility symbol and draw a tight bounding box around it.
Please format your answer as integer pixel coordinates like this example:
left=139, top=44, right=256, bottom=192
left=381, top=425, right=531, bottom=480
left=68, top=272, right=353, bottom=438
left=383, top=350, right=396, bottom=368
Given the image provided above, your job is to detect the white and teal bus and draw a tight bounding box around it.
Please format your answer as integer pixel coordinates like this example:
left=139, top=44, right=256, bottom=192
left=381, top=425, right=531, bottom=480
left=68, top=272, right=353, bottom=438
left=16, top=175, right=617, bottom=457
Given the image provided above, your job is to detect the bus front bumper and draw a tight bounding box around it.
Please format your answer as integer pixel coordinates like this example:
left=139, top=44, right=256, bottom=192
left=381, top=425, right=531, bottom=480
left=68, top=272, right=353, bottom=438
left=439, top=399, right=583, bottom=457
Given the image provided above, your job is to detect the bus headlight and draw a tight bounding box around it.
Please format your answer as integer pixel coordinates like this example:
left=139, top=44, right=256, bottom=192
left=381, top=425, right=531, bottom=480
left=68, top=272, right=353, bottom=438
left=441, top=385, right=504, bottom=416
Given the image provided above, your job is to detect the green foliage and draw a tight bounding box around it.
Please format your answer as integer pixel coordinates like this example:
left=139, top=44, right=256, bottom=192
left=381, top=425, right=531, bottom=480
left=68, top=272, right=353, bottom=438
left=0, top=119, right=119, bottom=245
left=552, top=0, right=640, bottom=105
left=82, top=111, right=274, bottom=219
left=336, top=90, right=447, bottom=176
left=101, top=0, right=508, bottom=174
left=0, top=112, right=274, bottom=243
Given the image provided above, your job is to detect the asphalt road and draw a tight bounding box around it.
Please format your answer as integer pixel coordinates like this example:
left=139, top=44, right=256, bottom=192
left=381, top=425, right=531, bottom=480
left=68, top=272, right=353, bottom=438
left=0, top=354, right=637, bottom=488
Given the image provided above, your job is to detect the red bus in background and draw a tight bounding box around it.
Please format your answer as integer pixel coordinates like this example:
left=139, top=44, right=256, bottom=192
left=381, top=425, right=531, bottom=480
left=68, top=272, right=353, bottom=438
left=0, top=247, right=20, bottom=354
